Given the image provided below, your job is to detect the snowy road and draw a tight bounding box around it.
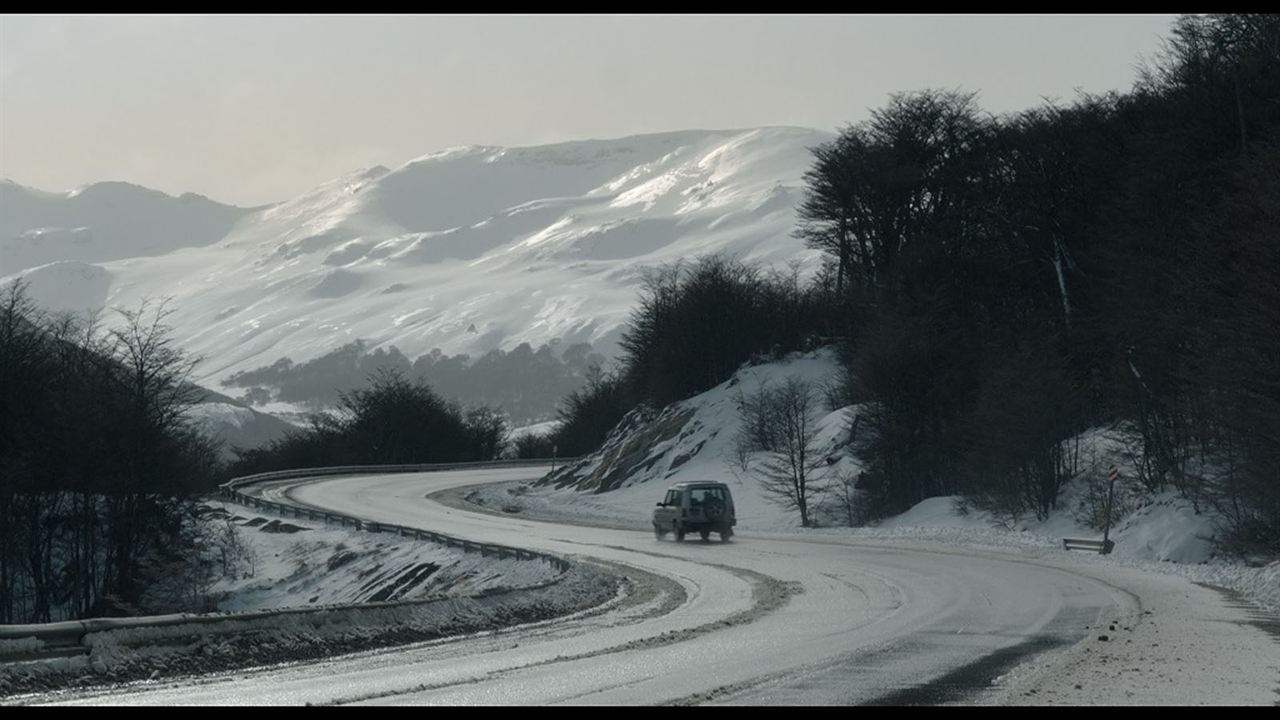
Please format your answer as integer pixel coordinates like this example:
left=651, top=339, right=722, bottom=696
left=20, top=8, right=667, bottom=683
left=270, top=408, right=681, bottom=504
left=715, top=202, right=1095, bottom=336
left=39, top=466, right=1280, bottom=705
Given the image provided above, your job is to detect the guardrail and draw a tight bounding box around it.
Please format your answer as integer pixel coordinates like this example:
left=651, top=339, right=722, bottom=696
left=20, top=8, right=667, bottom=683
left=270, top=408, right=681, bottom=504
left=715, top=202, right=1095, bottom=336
left=1, top=458, right=577, bottom=658
left=0, top=577, right=568, bottom=659
left=219, top=458, right=580, bottom=570
left=1062, top=537, right=1115, bottom=554
left=220, top=457, right=579, bottom=492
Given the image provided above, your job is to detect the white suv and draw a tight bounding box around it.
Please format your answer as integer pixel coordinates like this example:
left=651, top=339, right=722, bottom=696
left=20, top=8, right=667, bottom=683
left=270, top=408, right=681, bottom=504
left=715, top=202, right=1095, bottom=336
left=653, top=482, right=736, bottom=542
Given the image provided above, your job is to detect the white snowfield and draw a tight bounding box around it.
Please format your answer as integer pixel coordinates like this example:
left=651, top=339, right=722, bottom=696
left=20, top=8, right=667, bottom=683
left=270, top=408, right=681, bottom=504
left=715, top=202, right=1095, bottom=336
left=29, top=464, right=1280, bottom=706
left=1, top=127, right=832, bottom=391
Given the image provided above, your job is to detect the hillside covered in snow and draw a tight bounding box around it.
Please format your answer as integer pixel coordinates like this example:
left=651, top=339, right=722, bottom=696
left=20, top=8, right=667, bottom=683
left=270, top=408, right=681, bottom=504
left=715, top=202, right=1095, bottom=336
left=2, top=128, right=833, bottom=402
left=490, top=350, right=1279, bottom=613
left=534, top=349, right=1230, bottom=562
left=0, top=180, right=253, bottom=276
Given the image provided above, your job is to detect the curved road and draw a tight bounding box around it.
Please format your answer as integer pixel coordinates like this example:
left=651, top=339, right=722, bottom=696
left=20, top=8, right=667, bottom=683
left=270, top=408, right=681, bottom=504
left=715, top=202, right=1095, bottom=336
left=43, top=466, right=1280, bottom=705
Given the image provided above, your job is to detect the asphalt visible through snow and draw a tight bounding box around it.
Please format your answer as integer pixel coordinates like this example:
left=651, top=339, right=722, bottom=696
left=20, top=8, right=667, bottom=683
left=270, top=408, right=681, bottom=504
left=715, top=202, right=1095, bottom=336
left=33, top=466, right=1280, bottom=705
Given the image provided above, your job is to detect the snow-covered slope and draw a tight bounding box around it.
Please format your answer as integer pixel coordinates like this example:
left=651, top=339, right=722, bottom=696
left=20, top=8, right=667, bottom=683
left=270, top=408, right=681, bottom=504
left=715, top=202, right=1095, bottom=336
left=187, top=387, right=298, bottom=459
left=534, top=348, right=856, bottom=530
left=494, top=350, right=1278, bottom=614
left=0, top=180, right=253, bottom=275
left=14, top=261, right=114, bottom=315
left=530, top=350, right=1253, bottom=566
left=2, top=127, right=833, bottom=390
left=204, top=503, right=562, bottom=612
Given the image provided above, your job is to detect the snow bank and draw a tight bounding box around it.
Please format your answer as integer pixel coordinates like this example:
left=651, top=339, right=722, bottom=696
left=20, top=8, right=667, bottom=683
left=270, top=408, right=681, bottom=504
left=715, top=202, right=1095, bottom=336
left=0, top=565, right=616, bottom=698
left=0, top=503, right=616, bottom=697
left=205, top=502, right=563, bottom=611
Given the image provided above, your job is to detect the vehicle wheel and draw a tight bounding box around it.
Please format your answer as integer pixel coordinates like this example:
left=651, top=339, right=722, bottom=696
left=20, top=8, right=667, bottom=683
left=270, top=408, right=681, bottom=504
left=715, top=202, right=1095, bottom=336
left=699, top=529, right=711, bottom=542
left=674, top=524, right=685, bottom=542
left=654, top=525, right=667, bottom=540
left=719, top=530, right=731, bottom=542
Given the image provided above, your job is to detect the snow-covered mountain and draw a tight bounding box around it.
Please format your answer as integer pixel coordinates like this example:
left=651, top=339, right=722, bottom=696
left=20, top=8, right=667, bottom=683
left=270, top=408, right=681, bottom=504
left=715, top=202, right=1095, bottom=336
left=2, top=127, right=833, bottom=391
left=188, top=387, right=299, bottom=459
left=0, top=180, right=254, bottom=275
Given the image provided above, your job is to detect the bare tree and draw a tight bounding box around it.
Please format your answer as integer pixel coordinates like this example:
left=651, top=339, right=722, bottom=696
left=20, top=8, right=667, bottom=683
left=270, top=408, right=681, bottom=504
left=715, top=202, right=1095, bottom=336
left=736, top=378, right=827, bottom=527
left=729, top=376, right=781, bottom=475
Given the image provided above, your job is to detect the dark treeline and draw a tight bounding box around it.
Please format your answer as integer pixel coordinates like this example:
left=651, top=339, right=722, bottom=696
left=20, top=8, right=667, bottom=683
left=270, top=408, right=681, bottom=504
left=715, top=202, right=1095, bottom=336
left=522, top=256, right=837, bottom=458
left=224, top=339, right=606, bottom=426
left=547, top=15, right=1280, bottom=554
left=814, top=14, right=1280, bottom=550
left=0, top=282, right=221, bottom=623
left=225, top=369, right=509, bottom=477
left=1, top=277, right=518, bottom=622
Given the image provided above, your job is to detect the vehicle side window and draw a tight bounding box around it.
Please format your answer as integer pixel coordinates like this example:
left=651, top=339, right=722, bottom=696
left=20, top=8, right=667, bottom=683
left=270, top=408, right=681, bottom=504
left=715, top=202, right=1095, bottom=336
left=664, top=490, right=680, bottom=506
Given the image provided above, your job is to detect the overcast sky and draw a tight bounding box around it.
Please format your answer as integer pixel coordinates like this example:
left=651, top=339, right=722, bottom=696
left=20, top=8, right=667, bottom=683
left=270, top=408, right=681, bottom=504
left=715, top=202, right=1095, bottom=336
left=1, top=14, right=1178, bottom=207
